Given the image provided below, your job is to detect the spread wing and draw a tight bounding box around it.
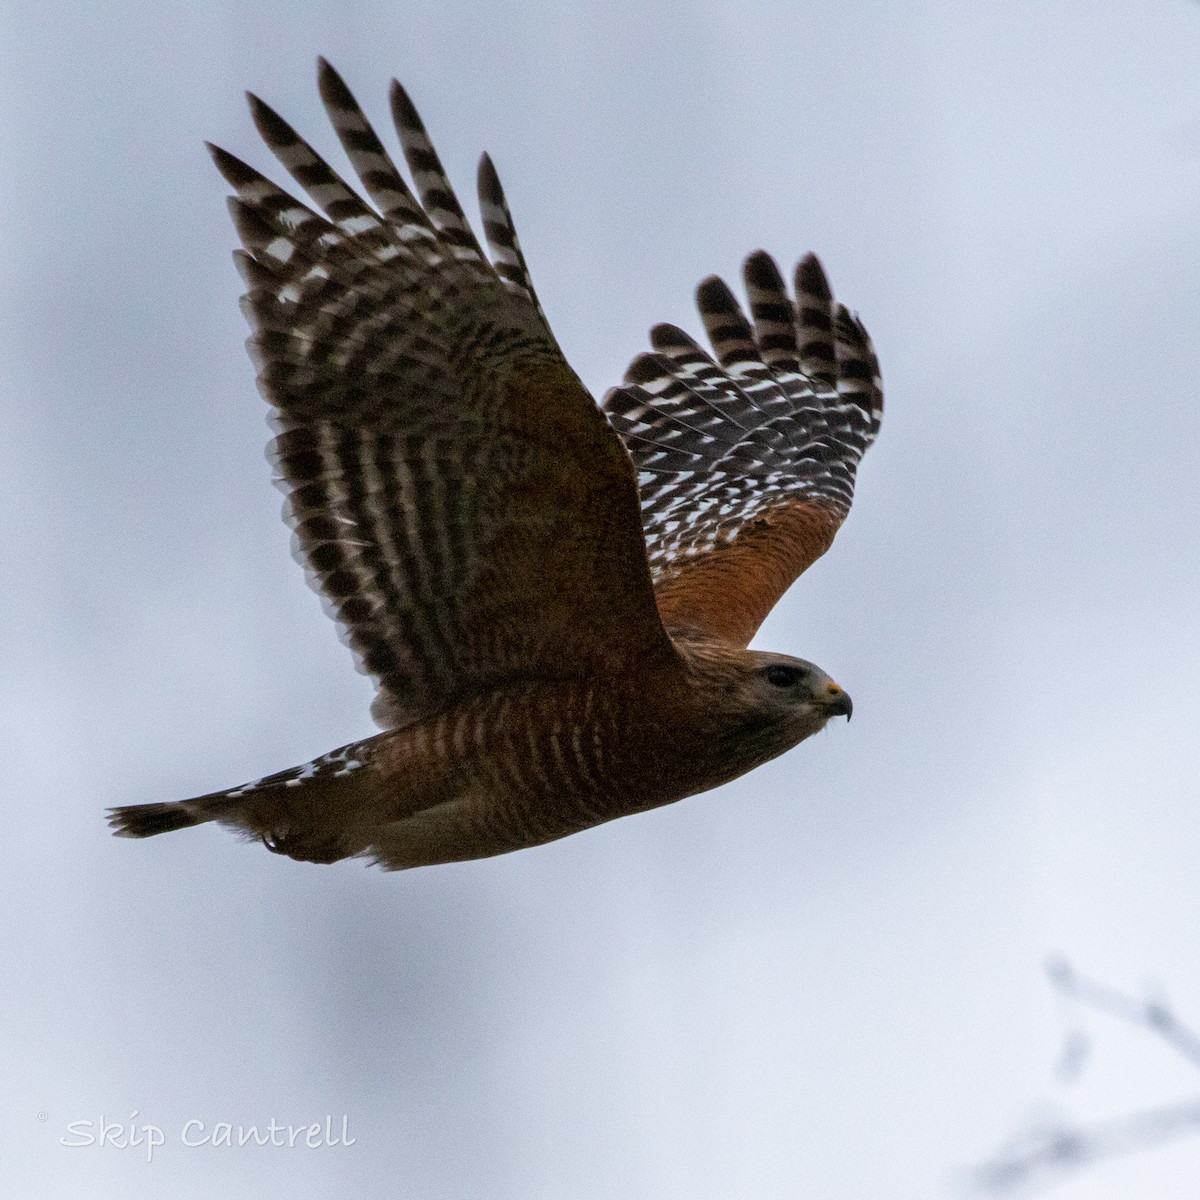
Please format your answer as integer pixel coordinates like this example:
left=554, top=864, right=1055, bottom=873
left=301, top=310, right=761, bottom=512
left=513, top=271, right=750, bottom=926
left=602, top=251, right=882, bottom=646
left=212, top=60, right=674, bottom=727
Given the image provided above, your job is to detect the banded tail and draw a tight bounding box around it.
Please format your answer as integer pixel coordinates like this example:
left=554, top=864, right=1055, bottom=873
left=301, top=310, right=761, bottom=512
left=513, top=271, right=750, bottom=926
left=108, top=740, right=378, bottom=864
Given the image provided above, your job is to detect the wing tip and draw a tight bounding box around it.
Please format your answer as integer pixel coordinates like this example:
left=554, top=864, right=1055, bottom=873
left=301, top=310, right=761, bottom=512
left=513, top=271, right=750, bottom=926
left=316, top=56, right=352, bottom=107
left=795, top=252, right=832, bottom=301
left=742, top=248, right=784, bottom=290
left=388, top=77, right=422, bottom=133
left=246, top=90, right=301, bottom=149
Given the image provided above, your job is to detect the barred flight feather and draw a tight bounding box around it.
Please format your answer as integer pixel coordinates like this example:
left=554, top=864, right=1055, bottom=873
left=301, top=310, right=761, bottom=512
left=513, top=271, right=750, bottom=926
left=602, top=249, right=882, bottom=645
left=212, top=61, right=673, bottom=728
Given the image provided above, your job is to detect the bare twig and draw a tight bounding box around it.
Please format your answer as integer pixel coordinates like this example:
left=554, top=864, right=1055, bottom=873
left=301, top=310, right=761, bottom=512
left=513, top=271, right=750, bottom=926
left=965, top=959, right=1200, bottom=1194
left=1046, top=957, right=1200, bottom=1069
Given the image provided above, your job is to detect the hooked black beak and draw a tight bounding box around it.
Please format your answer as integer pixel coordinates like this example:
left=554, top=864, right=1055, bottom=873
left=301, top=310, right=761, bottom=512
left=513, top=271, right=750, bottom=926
left=825, top=687, right=853, bottom=721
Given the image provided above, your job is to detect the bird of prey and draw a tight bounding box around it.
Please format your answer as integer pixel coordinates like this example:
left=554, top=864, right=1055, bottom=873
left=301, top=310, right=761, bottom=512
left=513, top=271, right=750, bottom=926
left=109, top=61, right=882, bottom=870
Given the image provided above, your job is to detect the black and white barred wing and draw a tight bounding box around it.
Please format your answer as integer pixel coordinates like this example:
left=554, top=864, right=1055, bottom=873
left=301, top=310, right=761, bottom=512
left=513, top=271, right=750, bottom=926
left=603, top=251, right=882, bottom=647
left=213, top=60, right=671, bottom=728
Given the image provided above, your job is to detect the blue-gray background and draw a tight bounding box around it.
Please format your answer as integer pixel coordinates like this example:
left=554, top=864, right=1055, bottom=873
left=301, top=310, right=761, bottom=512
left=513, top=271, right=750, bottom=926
left=3, top=2, right=1199, bottom=1196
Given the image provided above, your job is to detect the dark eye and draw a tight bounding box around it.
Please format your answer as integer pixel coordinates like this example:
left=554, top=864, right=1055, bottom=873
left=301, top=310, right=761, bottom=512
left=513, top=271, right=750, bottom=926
left=764, top=664, right=804, bottom=688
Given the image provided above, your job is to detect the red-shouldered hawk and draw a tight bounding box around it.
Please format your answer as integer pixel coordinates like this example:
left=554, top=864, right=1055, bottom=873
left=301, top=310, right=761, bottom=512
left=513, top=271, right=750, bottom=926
left=109, top=61, right=881, bottom=870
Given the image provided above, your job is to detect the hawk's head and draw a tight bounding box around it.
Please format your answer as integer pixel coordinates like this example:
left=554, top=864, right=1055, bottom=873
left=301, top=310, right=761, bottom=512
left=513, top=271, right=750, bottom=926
left=677, top=642, right=852, bottom=782
left=742, top=649, right=852, bottom=728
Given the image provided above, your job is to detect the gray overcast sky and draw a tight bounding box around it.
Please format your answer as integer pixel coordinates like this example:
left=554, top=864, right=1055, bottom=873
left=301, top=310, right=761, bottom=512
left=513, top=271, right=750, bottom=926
left=3, top=2, right=1200, bottom=1197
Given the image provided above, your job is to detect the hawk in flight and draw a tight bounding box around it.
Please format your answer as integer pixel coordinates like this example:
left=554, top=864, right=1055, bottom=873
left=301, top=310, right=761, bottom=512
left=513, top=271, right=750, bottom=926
left=110, top=61, right=882, bottom=870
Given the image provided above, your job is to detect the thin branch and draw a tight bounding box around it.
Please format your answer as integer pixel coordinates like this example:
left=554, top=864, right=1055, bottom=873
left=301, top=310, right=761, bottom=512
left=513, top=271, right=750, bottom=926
left=968, top=1098, right=1200, bottom=1194
left=1046, top=957, right=1200, bottom=1069
left=966, top=959, right=1200, bottom=1194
